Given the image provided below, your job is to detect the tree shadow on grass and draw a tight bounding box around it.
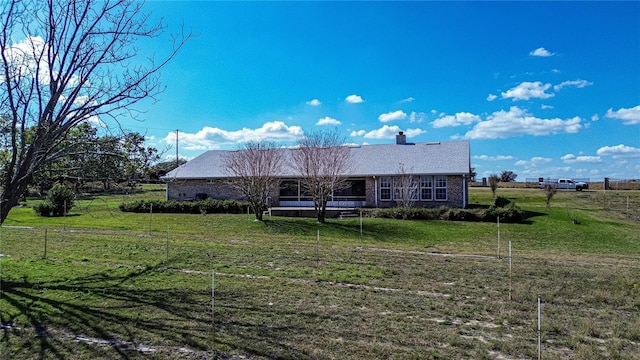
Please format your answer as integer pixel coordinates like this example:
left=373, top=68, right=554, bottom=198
left=0, top=260, right=315, bottom=359
left=521, top=210, right=548, bottom=223
left=1, top=264, right=211, bottom=359
left=262, top=217, right=426, bottom=245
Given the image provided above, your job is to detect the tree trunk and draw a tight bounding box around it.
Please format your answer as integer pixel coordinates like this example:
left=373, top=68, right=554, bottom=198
left=317, top=200, right=327, bottom=224
left=251, top=202, right=264, bottom=221
left=1, top=178, right=31, bottom=224
left=254, top=207, right=263, bottom=221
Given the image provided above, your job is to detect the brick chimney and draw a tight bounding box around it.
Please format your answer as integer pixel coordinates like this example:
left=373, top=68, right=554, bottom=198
left=396, top=131, right=406, bottom=145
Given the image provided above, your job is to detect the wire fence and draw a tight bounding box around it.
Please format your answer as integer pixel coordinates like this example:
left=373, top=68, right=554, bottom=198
left=0, top=224, right=365, bottom=271
left=606, top=178, right=640, bottom=191
left=523, top=178, right=591, bottom=189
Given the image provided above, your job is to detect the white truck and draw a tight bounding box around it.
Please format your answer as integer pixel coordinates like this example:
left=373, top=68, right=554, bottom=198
left=539, top=178, right=589, bottom=191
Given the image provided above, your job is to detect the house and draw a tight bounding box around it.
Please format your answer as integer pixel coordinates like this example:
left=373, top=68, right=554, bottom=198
left=163, top=133, right=471, bottom=209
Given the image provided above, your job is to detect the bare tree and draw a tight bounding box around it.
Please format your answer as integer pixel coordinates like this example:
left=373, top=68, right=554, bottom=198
left=0, top=0, right=190, bottom=223
left=291, top=130, right=352, bottom=223
left=488, top=174, right=500, bottom=198
left=223, top=141, right=284, bottom=221
left=544, top=184, right=556, bottom=208
left=394, top=163, right=419, bottom=219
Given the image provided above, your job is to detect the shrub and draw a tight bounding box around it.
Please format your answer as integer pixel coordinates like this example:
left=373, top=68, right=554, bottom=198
left=119, top=198, right=250, bottom=214
left=33, top=202, right=54, bottom=217
left=368, top=204, right=523, bottom=223
left=486, top=203, right=523, bottom=223
left=33, top=183, right=75, bottom=217
left=494, top=196, right=511, bottom=208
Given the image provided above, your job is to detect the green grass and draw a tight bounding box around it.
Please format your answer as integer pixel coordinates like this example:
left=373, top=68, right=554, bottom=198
left=1, top=186, right=639, bottom=359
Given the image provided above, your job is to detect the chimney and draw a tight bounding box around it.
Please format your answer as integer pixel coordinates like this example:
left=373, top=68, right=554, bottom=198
left=396, top=131, right=406, bottom=145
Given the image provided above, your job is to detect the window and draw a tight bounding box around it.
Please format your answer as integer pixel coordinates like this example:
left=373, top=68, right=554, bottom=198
left=420, top=176, right=433, bottom=201
left=410, top=178, right=419, bottom=200
left=393, top=176, right=419, bottom=201
left=333, top=179, right=366, bottom=202
left=393, top=177, right=403, bottom=200
left=380, top=177, right=391, bottom=201
left=435, top=175, right=447, bottom=201
left=279, top=180, right=299, bottom=199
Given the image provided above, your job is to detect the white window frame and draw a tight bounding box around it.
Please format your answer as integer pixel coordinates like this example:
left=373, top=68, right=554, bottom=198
left=380, top=177, right=392, bottom=201
left=435, top=175, right=447, bottom=201
left=420, top=175, right=433, bottom=201
left=409, top=177, right=419, bottom=200
left=393, top=177, right=404, bottom=201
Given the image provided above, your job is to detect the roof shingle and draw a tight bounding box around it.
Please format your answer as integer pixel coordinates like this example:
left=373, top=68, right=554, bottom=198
left=164, top=140, right=470, bottom=180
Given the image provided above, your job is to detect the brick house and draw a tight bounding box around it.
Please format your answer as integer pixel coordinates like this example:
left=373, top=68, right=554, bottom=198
left=163, top=133, right=471, bottom=209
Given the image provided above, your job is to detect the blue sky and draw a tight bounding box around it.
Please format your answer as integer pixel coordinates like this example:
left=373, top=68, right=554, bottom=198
left=128, top=1, right=639, bottom=181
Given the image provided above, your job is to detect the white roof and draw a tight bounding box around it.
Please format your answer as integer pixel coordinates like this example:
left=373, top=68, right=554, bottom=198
left=164, top=140, right=470, bottom=180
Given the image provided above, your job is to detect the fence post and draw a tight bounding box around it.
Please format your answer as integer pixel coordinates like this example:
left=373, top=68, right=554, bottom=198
left=64, top=200, right=67, bottom=231
left=497, top=216, right=501, bottom=259
left=360, top=210, right=363, bottom=240
left=538, top=296, right=542, bottom=360
left=508, top=240, right=512, bottom=301
left=211, top=269, right=216, bottom=345
left=44, top=229, right=48, bottom=259
left=148, top=203, right=153, bottom=236
left=316, top=229, right=320, bottom=267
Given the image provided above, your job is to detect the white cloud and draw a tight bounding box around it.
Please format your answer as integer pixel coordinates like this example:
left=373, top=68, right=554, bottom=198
left=350, top=129, right=366, bottom=137
left=362, top=125, right=425, bottom=139
left=432, top=112, right=482, bottom=128
left=515, top=157, right=552, bottom=167
left=553, top=79, right=593, bottom=91
left=362, top=125, right=400, bottom=139
left=378, top=110, right=407, bottom=122
left=465, top=106, right=582, bottom=139
left=605, top=105, right=640, bottom=125
left=486, top=94, right=498, bottom=102
left=561, top=154, right=602, bottom=163
left=472, top=155, right=516, bottom=161
left=404, top=128, right=427, bottom=137
left=5, top=36, right=48, bottom=83
left=399, top=97, right=415, bottom=103
left=541, top=104, right=553, bottom=110
left=315, top=116, right=341, bottom=126
left=163, top=153, right=193, bottom=162
left=409, top=111, right=426, bottom=123
left=306, top=99, right=321, bottom=106
left=502, top=81, right=554, bottom=101
left=530, top=47, right=554, bottom=57
left=163, top=121, right=304, bottom=150
left=591, top=114, right=599, bottom=121
left=596, top=144, right=640, bottom=158
left=345, top=94, right=364, bottom=103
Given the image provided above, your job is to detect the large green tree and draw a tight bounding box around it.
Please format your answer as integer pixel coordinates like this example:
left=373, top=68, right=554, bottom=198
left=31, top=124, right=160, bottom=192
left=500, top=170, right=518, bottom=182
left=0, top=0, right=189, bottom=223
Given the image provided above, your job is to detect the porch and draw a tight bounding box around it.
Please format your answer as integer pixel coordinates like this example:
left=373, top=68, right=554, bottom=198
left=267, top=206, right=361, bottom=218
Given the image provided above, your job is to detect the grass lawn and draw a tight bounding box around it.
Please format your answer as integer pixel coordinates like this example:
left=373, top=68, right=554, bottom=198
left=0, top=186, right=638, bottom=359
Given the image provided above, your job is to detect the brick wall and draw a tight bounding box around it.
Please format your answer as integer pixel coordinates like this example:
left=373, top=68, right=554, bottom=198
left=167, top=179, right=244, bottom=201
left=365, top=177, right=376, bottom=206
left=374, top=175, right=466, bottom=208
left=167, top=175, right=468, bottom=208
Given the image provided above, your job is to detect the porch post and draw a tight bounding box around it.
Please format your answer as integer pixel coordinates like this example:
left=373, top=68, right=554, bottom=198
left=462, top=175, right=467, bottom=208
left=374, top=176, right=378, bottom=207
